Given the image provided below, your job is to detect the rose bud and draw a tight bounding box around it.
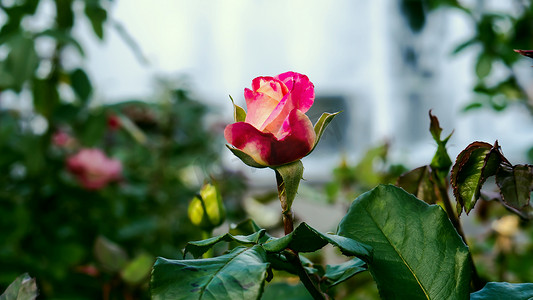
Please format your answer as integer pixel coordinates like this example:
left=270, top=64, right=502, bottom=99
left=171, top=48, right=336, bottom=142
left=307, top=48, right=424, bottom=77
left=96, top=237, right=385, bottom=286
left=225, top=72, right=324, bottom=167
left=188, top=183, right=226, bottom=231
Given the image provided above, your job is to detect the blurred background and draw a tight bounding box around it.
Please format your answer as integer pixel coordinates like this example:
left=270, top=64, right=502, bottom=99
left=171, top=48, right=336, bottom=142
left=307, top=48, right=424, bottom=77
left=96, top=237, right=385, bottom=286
left=2, top=0, right=533, bottom=299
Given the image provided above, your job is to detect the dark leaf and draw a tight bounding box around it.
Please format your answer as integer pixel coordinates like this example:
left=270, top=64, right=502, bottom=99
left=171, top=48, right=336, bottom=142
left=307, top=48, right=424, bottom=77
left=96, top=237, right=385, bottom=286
left=55, top=0, right=74, bottom=29
left=32, top=77, right=60, bottom=119
left=400, top=0, right=426, bottom=33
left=496, top=163, right=533, bottom=210
left=70, top=68, right=92, bottom=104
left=323, top=258, right=367, bottom=288
left=337, top=185, right=471, bottom=299
left=397, top=166, right=438, bottom=204
left=451, top=141, right=502, bottom=215
left=84, top=1, right=107, bottom=39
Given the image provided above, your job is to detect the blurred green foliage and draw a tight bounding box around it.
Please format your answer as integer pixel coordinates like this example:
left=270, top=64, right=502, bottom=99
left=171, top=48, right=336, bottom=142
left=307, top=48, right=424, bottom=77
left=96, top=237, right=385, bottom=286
left=0, top=0, right=246, bottom=298
left=400, top=0, right=533, bottom=112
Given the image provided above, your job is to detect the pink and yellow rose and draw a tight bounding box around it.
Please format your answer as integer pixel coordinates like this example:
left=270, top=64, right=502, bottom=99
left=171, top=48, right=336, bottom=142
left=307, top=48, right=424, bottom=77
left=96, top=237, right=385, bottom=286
left=67, top=148, right=122, bottom=190
left=224, top=72, right=318, bottom=167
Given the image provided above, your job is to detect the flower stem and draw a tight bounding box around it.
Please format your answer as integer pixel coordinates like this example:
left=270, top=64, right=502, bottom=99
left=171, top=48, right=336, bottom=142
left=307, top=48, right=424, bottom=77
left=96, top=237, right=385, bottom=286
left=275, top=170, right=294, bottom=235
left=286, top=250, right=327, bottom=300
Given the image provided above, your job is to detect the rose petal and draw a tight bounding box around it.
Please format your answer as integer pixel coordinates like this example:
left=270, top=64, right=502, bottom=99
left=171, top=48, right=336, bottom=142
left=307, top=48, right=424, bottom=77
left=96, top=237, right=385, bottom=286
left=275, top=72, right=314, bottom=113
left=225, top=109, right=316, bottom=166
left=260, top=72, right=315, bottom=134
left=244, top=88, right=281, bottom=130
left=225, top=122, right=272, bottom=166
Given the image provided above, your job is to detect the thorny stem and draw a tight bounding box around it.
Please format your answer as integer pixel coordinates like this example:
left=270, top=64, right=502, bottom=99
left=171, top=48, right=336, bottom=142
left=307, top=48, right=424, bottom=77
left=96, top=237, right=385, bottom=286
left=436, top=184, right=484, bottom=291
left=275, top=170, right=294, bottom=235
left=275, top=171, right=327, bottom=299
left=286, top=250, right=327, bottom=300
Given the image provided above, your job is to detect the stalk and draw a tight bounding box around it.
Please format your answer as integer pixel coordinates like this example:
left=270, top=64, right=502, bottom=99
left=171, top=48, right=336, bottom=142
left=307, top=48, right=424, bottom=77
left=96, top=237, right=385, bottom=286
left=276, top=171, right=294, bottom=235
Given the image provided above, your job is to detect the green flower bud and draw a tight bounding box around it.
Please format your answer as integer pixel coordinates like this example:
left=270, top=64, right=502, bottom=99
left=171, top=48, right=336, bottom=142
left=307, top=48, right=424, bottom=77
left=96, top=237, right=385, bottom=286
left=188, top=183, right=226, bottom=231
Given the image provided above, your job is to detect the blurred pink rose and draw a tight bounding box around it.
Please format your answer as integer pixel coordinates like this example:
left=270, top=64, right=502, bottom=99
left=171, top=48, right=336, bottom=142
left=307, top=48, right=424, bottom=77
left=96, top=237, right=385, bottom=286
left=52, top=130, right=75, bottom=148
left=224, top=71, right=316, bottom=166
left=67, top=149, right=122, bottom=190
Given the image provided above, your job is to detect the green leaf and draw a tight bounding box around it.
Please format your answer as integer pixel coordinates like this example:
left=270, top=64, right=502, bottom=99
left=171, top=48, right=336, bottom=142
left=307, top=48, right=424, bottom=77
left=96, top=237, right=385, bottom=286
left=55, top=0, right=74, bottom=29
left=226, top=145, right=267, bottom=168
left=262, top=222, right=372, bottom=261
left=312, top=112, right=340, bottom=152
left=121, top=253, right=154, bottom=286
left=94, top=236, right=128, bottom=273
left=451, top=142, right=502, bottom=215
left=396, top=166, right=438, bottom=204
left=323, top=258, right=367, bottom=287
left=337, top=185, right=471, bottom=300
left=70, top=68, right=92, bottom=104
left=470, top=282, right=533, bottom=300
left=229, top=219, right=263, bottom=236
left=452, top=38, right=477, bottom=55
left=32, top=77, right=60, bottom=119
left=2, top=34, right=39, bottom=92
left=151, top=245, right=270, bottom=300
left=274, top=160, right=304, bottom=213
left=0, top=273, right=38, bottom=300
left=84, top=1, right=107, bottom=39
left=185, top=230, right=267, bottom=258
left=476, top=53, right=492, bottom=79
left=185, top=222, right=371, bottom=262
left=400, top=0, right=426, bottom=32
left=229, top=95, right=246, bottom=122
left=496, top=163, right=533, bottom=210
left=428, top=111, right=453, bottom=181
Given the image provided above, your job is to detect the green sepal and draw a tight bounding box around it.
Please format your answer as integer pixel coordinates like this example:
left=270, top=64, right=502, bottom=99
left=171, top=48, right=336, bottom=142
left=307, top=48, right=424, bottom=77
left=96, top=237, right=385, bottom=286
left=311, top=111, right=340, bottom=152
left=229, top=95, right=246, bottom=122
left=226, top=145, right=267, bottom=168
left=273, top=160, right=304, bottom=213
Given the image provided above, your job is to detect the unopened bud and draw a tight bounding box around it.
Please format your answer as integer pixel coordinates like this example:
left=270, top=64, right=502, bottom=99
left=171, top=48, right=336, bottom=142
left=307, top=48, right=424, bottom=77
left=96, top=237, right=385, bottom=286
left=188, top=183, right=225, bottom=231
